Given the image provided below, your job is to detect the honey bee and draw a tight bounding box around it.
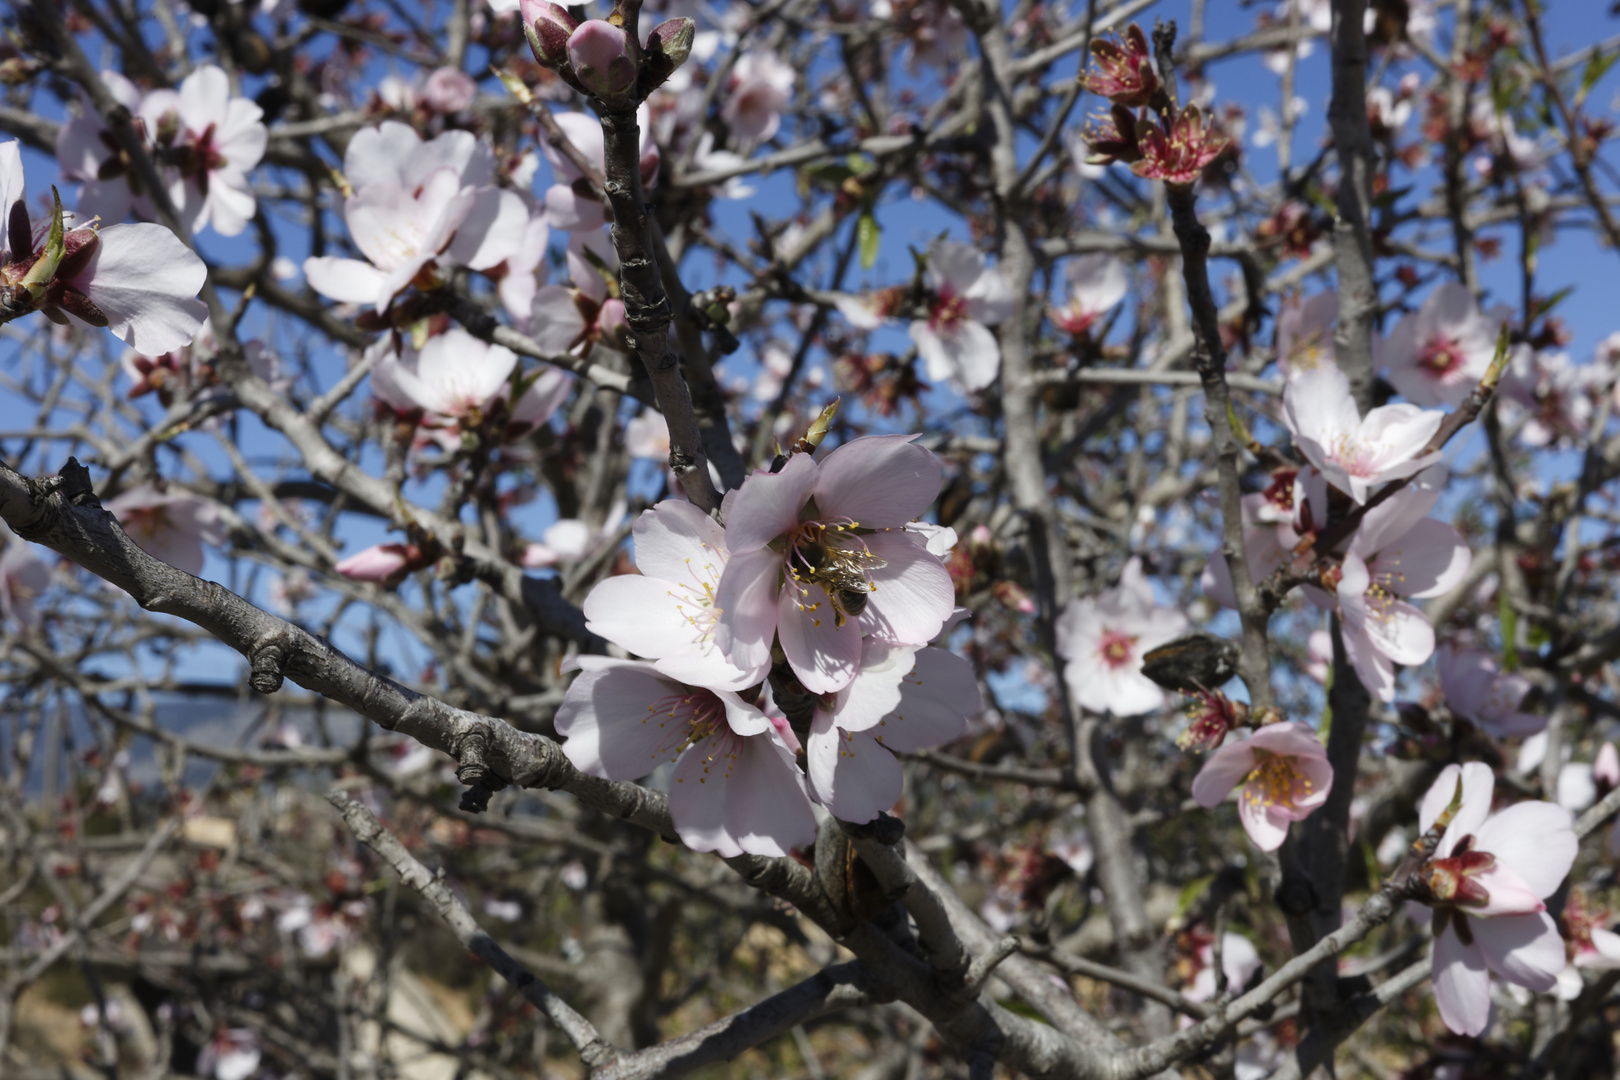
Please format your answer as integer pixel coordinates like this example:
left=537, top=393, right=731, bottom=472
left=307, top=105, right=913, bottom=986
left=795, top=540, right=885, bottom=626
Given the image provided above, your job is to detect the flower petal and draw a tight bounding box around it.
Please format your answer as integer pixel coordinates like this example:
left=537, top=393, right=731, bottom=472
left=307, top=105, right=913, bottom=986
left=724, top=453, right=816, bottom=553
left=1433, top=920, right=1493, bottom=1036
left=814, top=434, right=942, bottom=528
left=1192, top=741, right=1257, bottom=808
left=778, top=579, right=863, bottom=694
left=806, top=714, right=904, bottom=823
left=1472, top=801, right=1576, bottom=899
left=855, top=531, right=954, bottom=647
left=1474, top=910, right=1565, bottom=993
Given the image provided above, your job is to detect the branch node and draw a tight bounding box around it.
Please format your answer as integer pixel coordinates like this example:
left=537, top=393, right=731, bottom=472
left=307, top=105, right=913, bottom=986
left=249, top=639, right=289, bottom=694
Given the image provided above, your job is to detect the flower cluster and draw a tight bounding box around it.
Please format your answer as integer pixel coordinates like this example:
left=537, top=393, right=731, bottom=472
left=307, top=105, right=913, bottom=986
left=56, top=66, right=267, bottom=237
left=519, top=0, right=695, bottom=104
left=555, top=435, right=978, bottom=847
left=1081, top=23, right=1230, bottom=186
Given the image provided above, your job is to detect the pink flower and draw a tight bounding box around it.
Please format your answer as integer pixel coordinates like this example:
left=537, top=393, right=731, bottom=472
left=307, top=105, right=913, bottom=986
left=305, top=123, right=527, bottom=310
left=1282, top=359, right=1444, bottom=504
left=625, top=410, right=671, bottom=460
left=804, top=642, right=979, bottom=822
left=55, top=70, right=147, bottom=225
left=1417, top=762, right=1575, bottom=1036
left=1191, top=721, right=1333, bottom=851
left=377, top=326, right=518, bottom=438
left=908, top=239, right=1016, bottom=392
left=423, top=67, right=478, bottom=113
left=0, top=531, right=51, bottom=628
left=1200, top=469, right=1326, bottom=611
left=1, top=142, right=207, bottom=354
left=1304, top=628, right=1333, bottom=684
left=567, top=20, right=636, bottom=99
left=1083, top=24, right=1159, bottom=107
left=137, top=65, right=267, bottom=237
left=105, top=484, right=225, bottom=577
left=1185, top=931, right=1262, bottom=1003
left=537, top=107, right=660, bottom=234
left=583, top=500, right=768, bottom=690
left=1437, top=644, right=1543, bottom=738
left=1379, top=282, right=1505, bottom=407
left=1595, top=743, right=1620, bottom=790
left=1556, top=890, right=1620, bottom=1000
left=1055, top=557, right=1190, bottom=716
left=722, top=51, right=795, bottom=143
left=713, top=435, right=954, bottom=695
left=1500, top=347, right=1597, bottom=448
left=304, top=167, right=477, bottom=311
left=1275, top=290, right=1337, bottom=376
left=1049, top=254, right=1127, bottom=336
left=334, top=542, right=423, bottom=586
left=554, top=658, right=817, bottom=857
left=1131, top=105, right=1230, bottom=187
left=1334, top=470, right=1471, bottom=701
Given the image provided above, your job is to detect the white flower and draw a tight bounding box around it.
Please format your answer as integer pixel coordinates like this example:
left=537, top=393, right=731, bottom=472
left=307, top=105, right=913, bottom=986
left=1056, top=558, right=1189, bottom=716
left=908, top=239, right=1016, bottom=392
left=1282, top=360, right=1444, bottom=504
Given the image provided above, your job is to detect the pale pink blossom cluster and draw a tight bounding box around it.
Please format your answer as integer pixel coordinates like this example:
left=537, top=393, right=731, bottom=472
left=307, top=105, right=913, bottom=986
left=1203, top=362, right=1471, bottom=702
left=1378, top=282, right=1507, bottom=408
left=556, top=436, right=977, bottom=850
left=56, top=66, right=267, bottom=237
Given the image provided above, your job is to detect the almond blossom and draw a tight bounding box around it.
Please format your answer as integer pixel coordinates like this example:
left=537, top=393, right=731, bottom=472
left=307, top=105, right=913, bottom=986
left=713, top=435, right=954, bottom=695
left=1333, top=469, right=1471, bottom=701
left=0, top=142, right=208, bottom=353
left=106, top=484, right=225, bottom=577
left=1131, top=106, right=1230, bottom=187
left=583, top=500, right=768, bottom=691
left=554, top=657, right=817, bottom=857
left=0, top=527, right=50, bottom=629
left=305, top=123, right=527, bottom=311
left=55, top=70, right=149, bottom=226
left=1055, top=557, right=1189, bottom=716
left=138, top=65, right=267, bottom=237
left=1083, top=24, right=1159, bottom=107
left=1282, top=359, right=1444, bottom=504
left=804, top=641, right=979, bottom=822
left=1191, top=721, right=1332, bottom=851
left=537, top=107, right=660, bottom=236
left=1379, top=282, right=1504, bottom=408
left=1555, top=890, right=1620, bottom=1000
left=334, top=542, right=427, bottom=586
left=1049, top=254, right=1127, bottom=336
left=1500, top=347, right=1597, bottom=448
left=908, top=239, right=1016, bottom=392
left=1416, top=762, right=1575, bottom=1036
left=1274, top=290, right=1337, bottom=375
left=1437, top=644, right=1544, bottom=738
left=722, top=51, right=795, bottom=144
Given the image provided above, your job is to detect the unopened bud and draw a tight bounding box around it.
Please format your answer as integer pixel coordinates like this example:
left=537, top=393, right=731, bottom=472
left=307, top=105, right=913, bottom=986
left=567, top=20, right=637, bottom=100
left=519, top=0, right=577, bottom=69
left=637, top=17, right=695, bottom=96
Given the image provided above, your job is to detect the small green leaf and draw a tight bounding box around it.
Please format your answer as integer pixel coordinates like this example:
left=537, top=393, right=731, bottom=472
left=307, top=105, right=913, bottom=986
left=1577, top=50, right=1618, bottom=108
left=1499, top=589, right=1520, bottom=671
left=1173, top=873, right=1216, bottom=922
left=857, top=211, right=880, bottom=270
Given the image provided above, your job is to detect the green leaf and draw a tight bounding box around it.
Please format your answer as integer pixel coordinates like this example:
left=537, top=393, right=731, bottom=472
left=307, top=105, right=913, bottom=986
left=1577, top=50, right=1619, bottom=108
left=1500, top=589, right=1520, bottom=671
left=857, top=211, right=880, bottom=270
left=1173, top=873, right=1216, bottom=923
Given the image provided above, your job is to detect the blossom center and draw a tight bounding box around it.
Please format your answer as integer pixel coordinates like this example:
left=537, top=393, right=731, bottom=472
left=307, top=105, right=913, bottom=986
left=784, top=520, right=885, bottom=629
left=1421, top=846, right=1496, bottom=909
left=930, top=290, right=970, bottom=332
left=1242, top=750, right=1318, bottom=813
left=644, top=690, right=731, bottom=760
left=1416, top=335, right=1465, bottom=378
left=1097, top=630, right=1136, bottom=669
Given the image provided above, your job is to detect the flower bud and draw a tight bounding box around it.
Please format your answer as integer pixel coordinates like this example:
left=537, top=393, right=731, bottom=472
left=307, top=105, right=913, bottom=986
left=637, top=17, right=695, bottom=96
left=567, top=20, right=637, bottom=100
left=518, top=0, right=577, bottom=69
